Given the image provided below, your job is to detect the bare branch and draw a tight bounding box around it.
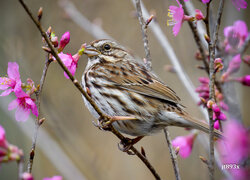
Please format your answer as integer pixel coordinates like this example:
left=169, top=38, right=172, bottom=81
left=27, top=55, right=51, bottom=173
left=135, top=0, right=152, bottom=70
left=207, top=1, right=225, bottom=179
left=164, top=128, right=181, bottom=180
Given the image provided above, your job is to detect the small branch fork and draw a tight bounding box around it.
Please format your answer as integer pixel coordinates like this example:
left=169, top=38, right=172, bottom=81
left=27, top=55, right=51, bottom=173
left=164, top=128, right=181, bottom=180
left=206, top=0, right=225, bottom=180
left=135, top=0, right=152, bottom=71
left=135, top=0, right=180, bottom=179
left=18, top=0, right=160, bottom=179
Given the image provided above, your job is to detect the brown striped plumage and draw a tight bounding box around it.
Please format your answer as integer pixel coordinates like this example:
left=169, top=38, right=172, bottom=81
left=81, top=39, right=223, bottom=138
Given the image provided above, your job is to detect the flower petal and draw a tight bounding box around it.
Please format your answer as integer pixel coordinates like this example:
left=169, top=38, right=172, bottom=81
left=0, top=89, right=13, bottom=96
left=15, top=106, right=30, bottom=122
left=7, top=62, right=20, bottom=81
left=8, top=99, right=19, bottom=110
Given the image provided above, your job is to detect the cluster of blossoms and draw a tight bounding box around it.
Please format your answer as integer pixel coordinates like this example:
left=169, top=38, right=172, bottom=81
left=217, top=120, right=250, bottom=179
left=168, top=2, right=249, bottom=173
left=1, top=125, right=62, bottom=179
left=0, top=125, right=23, bottom=163
left=48, top=30, right=85, bottom=79
left=0, top=62, right=38, bottom=122
left=167, top=0, right=247, bottom=36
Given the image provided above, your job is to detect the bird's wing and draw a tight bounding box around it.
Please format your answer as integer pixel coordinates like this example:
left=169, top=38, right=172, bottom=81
left=99, top=61, right=181, bottom=104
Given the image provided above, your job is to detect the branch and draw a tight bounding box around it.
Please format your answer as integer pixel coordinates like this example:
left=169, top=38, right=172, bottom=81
left=18, top=155, right=24, bottom=180
left=207, top=0, right=225, bottom=179
left=27, top=55, right=51, bottom=173
left=163, top=128, right=181, bottom=180
left=135, top=1, right=178, bottom=179
left=19, top=0, right=160, bottom=179
left=135, top=0, right=152, bottom=70
left=179, top=0, right=209, bottom=74
left=179, top=0, right=222, bottom=93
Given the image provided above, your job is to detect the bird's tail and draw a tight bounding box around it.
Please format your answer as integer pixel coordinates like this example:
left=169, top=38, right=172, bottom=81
left=179, top=113, right=224, bottom=139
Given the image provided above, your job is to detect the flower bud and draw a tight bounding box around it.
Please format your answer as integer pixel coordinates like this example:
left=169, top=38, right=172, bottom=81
left=38, top=7, right=43, bottom=21
left=195, top=9, right=205, bottom=20
left=58, top=31, right=70, bottom=53
left=214, top=58, right=224, bottom=71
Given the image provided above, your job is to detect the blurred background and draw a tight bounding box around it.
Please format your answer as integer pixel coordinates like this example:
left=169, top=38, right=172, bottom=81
left=0, top=0, right=249, bottom=179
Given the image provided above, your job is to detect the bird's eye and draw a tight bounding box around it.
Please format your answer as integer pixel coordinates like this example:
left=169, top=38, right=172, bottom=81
left=103, top=43, right=111, bottom=51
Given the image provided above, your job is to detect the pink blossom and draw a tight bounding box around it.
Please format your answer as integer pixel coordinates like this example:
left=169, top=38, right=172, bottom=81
left=22, top=172, right=34, bottom=180
left=234, top=75, right=250, bottom=86
left=43, top=176, right=63, bottom=180
left=224, top=20, right=248, bottom=51
left=217, top=120, right=250, bottom=179
left=26, top=78, right=36, bottom=95
left=202, top=0, right=210, bottom=3
left=8, top=85, right=38, bottom=122
left=222, top=54, right=241, bottom=82
left=0, top=125, right=23, bottom=163
left=172, top=133, right=196, bottom=158
left=0, top=125, right=8, bottom=149
left=214, top=58, right=224, bottom=71
left=195, top=9, right=204, bottom=21
left=231, top=0, right=247, bottom=11
left=58, top=52, right=80, bottom=79
left=198, top=77, right=209, bottom=84
left=0, top=62, right=21, bottom=96
left=214, top=120, right=220, bottom=130
left=167, top=0, right=193, bottom=36
left=58, top=31, right=70, bottom=52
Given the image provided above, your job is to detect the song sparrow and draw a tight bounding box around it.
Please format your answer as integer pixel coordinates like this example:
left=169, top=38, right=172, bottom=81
left=81, top=39, right=222, bottom=138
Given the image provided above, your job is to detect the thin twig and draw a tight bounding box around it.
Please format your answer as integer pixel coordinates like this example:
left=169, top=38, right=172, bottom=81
left=27, top=55, right=51, bottom=173
left=135, top=1, right=177, bottom=179
left=179, top=0, right=209, bottom=74
left=18, top=155, right=24, bottom=180
left=163, top=128, right=181, bottom=180
left=135, top=0, right=152, bottom=70
left=207, top=0, right=224, bottom=179
left=19, top=0, right=160, bottom=179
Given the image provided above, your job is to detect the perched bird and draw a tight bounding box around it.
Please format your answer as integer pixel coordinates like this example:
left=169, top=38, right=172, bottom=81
left=81, top=39, right=223, bottom=140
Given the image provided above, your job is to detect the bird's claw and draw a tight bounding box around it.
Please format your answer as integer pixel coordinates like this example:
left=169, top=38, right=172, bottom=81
left=118, top=138, right=135, bottom=155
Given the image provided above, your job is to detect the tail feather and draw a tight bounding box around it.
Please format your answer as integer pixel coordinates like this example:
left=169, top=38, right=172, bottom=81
left=180, top=114, right=224, bottom=139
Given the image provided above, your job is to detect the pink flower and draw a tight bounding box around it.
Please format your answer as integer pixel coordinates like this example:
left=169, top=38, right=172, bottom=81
left=222, top=54, right=241, bottom=81
left=43, top=176, right=63, bottom=180
left=26, top=78, right=36, bottom=95
left=0, top=125, right=8, bottom=149
left=167, top=0, right=193, bottom=36
left=0, top=125, right=23, bottom=163
left=22, top=172, right=34, bottom=180
left=8, top=86, right=38, bottom=122
left=195, top=9, right=204, bottom=21
left=58, top=52, right=80, bottom=79
left=0, top=62, right=21, bottom=96
left=58, top=31, right=70, bottom=52
left=217, top=120, right=250, bottom=179
left=172, top=133, right=196, bottom=158
left=231, top=0, right=247, bottom=11
left=202, top=0, right=210, bottom=4
left=214, top=120, right=220, bottom=130
left=234, top=75, right=250, bottom=86
left=224, top=20, right=248, bottom=51
left=214, top=58, right=224, bottom=71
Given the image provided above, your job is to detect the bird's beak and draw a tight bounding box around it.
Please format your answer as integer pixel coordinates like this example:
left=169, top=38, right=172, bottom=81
left=83, top=45, right=100, bottom=57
